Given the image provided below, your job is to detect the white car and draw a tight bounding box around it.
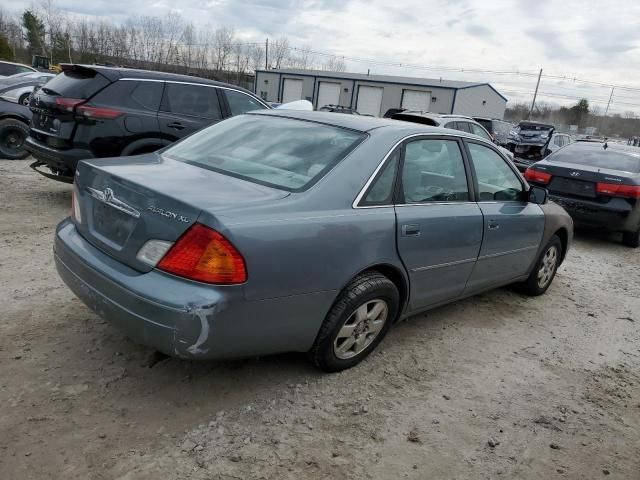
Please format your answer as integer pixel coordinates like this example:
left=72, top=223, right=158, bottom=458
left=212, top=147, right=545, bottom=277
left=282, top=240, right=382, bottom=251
left=0, top=61, right=36, bottom=78
left=0, top=72, right=55, bottom=105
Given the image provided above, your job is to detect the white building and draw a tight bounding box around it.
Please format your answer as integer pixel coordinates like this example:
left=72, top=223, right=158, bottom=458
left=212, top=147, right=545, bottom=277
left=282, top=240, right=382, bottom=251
left=254, top=69, right=508, bottom=119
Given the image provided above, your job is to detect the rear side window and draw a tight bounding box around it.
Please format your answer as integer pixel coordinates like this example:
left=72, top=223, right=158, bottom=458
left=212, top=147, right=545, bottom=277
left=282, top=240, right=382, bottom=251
left=225, top=89, right=267, bottom=115
left=42, top=69, right=110, bottom=99
left=161, top=83, right=222, bottom=119
left=164, top=115, right=366, bottom=191
left=361, top=149, right=400, bottom=206
left=90, top=80, right=163, bottom=111
left=0, top=63, right=18, bottom=76
left=475, top=119, right=493, bottom=132
left=549, top=144, right=640, bottom=174
left=470, top=123, right=492, bottom=141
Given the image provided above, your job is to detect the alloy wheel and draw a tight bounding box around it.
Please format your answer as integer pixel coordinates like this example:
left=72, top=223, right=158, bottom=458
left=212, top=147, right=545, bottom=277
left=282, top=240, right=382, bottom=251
left=537, top=245, right=558, bottom=289
left=333, top=299, right=388, bottom=360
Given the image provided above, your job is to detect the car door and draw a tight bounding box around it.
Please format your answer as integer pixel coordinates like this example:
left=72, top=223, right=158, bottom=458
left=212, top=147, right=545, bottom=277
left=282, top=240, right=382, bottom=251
left=464, top=141, right=545, bottom=291
left=158, top=82, right=224, bottom=141
left=394, top=136, right=484, bottom=309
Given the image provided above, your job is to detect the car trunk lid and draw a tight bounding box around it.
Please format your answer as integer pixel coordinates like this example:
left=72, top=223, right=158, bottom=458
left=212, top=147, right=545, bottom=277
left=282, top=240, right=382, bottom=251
left=536, top=162, right=634, bottom=199
left=73, top=154, right=289, bottom=272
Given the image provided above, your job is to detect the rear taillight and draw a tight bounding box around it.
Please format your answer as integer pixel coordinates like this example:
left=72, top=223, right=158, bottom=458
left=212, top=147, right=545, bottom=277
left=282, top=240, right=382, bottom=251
left=596, top=182, right=640, bottom=199
left=524, top=168, right=553, bottom=185
left=157, top=223, right=247, bottom=284
left=76, top=104, right=123, bottom=119
left=55, top=97, right=84, bottom=112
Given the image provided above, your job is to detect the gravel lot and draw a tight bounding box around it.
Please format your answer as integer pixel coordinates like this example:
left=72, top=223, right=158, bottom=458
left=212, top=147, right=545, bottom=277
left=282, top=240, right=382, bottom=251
left=1, top=159, right=639, bottom=480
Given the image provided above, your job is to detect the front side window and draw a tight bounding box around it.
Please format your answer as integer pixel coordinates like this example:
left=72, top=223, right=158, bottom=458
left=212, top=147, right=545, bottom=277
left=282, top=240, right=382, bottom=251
left=468, top=142, right=524, bottom=201
left=161, top=83, right=222, bottom=119
left=401, top=139, right=469, bottom=203
left=225, top=89, right=267, bottom=115
left=164, top=115, right=366, bottom=191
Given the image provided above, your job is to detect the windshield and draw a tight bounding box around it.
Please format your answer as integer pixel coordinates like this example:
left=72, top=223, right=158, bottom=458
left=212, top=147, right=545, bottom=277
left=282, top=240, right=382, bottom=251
left=548, top=144, right=640, bottom=174
left=164, top=115, right=367, bottom=191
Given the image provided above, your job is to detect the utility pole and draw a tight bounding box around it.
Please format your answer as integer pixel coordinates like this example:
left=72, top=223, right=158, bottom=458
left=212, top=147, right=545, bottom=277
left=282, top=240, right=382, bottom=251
left=528, top=68, right=543, bottom=119
left=265, top=38, right=269, bottom=70
left=604, top=87, right=614, bottom=117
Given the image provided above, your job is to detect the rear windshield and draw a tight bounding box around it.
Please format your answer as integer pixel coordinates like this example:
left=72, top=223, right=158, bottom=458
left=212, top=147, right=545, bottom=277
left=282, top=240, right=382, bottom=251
left=41, top=69, right=109, bottom=99
left=548, top=144, right=640, bottom=174
left=519, top=124, right=553, bottom=132
left=164, top=115, right=367, bottom=191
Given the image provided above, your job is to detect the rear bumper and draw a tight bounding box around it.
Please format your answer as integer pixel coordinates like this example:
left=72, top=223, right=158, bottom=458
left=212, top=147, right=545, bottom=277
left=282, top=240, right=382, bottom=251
left=25, top=135, right=93, bottom=177
left=550, top=195, right=639, bottom=233
left=54, top=219, right=334, bottom=359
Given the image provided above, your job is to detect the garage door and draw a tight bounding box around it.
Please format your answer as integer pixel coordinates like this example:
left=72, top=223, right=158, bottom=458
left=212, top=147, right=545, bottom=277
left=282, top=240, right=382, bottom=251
left=317, top=82, right=341, bottom=109
left=402, top=89, right=431, bottom=112
left=356, top=86, right=384, bottom=116
left=282, top=78, right=304, bottom=104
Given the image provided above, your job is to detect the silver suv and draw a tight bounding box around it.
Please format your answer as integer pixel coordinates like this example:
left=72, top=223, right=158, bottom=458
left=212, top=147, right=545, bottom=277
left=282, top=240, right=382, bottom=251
left=391, top=112, right=515, bottom=161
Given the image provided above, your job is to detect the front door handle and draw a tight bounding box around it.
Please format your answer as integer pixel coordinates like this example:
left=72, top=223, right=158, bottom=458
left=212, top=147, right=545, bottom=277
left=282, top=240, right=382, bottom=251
left=167, top=122, right=185, bottom=130
left=488, top=221, right=500, bottom=230
left=401, top=224, right=421, bottom=236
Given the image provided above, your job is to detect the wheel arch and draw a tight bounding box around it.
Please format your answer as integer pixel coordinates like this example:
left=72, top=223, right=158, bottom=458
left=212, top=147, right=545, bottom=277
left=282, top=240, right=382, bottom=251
left=0, top=114, right=30, bottom=125
left=336, top=263, right=409, bottom=323
left=120, top=138, right=165, bottom=156
left=554, top=227, right=569, bottom=264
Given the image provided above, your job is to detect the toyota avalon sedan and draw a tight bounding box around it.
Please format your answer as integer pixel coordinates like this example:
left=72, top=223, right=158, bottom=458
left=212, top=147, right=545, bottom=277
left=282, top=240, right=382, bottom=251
left=55, top=110, right=573, bottom=372
left=525, top=141, right=640, bottom=247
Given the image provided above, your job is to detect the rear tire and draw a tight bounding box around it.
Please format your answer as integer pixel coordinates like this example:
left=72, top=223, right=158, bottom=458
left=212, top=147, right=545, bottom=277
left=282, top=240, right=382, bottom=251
left=622, top=228, right=640, bottom=248
left=0, top=118, right=30, bottom=160
left=309, top=272, right=399, bottom=372
left=517, top=235, right=562, bottom=296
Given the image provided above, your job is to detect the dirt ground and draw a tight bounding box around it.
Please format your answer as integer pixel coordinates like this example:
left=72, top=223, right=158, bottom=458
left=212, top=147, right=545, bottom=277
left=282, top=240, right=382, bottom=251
left=1, top=158, right=639, bottom=480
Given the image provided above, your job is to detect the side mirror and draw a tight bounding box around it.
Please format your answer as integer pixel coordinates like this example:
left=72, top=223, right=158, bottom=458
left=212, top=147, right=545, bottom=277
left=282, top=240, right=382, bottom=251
left=529, top=185, right=549, bottom=205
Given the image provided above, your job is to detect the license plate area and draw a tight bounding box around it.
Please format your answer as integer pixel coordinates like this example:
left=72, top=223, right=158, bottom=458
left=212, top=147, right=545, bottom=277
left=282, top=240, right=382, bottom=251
left=92, top=202, right=137, bottom=248
left=549, top=178, right=596, bottom=198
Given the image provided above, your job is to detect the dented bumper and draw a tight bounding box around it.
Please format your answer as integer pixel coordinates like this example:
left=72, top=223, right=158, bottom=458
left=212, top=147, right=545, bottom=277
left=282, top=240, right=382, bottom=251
left=54, top=219, right=334, bottom=359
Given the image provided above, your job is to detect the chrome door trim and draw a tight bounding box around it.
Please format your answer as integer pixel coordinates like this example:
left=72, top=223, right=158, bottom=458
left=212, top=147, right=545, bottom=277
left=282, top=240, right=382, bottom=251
left=411, top=257, right=477, bottom=273
left=352, top=132, right=482, bottom=209
left=477, top=245, right=538, bottom=261
left=119, top=78, right=270, bottom=108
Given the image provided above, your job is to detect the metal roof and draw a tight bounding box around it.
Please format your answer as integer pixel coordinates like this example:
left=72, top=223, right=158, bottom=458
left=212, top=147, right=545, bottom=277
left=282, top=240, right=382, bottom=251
left=258, top=68, right=490, bottom=90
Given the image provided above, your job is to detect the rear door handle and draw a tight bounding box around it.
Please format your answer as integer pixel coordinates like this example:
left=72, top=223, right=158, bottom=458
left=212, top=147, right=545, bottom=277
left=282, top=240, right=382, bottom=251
left=401, top=224, right=421, bottom=236
left=167, top=122, right=185, bottom=130
left=488, top=221, right=500, bottom=230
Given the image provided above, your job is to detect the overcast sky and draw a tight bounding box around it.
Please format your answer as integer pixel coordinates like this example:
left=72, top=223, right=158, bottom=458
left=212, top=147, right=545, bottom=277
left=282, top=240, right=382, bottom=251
left=8, top=0, right=640, bottom=113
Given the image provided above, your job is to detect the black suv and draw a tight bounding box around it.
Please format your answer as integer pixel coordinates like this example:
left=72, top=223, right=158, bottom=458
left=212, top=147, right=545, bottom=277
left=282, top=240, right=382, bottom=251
left=26, top=64, right=269, bottom=182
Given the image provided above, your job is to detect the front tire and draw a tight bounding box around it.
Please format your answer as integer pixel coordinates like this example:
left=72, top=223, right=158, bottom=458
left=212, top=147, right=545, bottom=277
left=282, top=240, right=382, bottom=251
left=310, top=272, right=399, bottom=372
left=622, top=228, right=640, bottom=248
left=518, top=235, right=562, bottom=296
left=19, top=93, right=31, bottom=106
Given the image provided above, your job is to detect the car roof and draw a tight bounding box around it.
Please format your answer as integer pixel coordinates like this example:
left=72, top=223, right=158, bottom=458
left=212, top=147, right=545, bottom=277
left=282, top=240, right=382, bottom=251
left=393, top=111, right=474, bottom=121
left=60, top=64, right=256, bottom=95
left=251, top=109, right=491, bottom=139
left=0, top=61, right=35, bottom=69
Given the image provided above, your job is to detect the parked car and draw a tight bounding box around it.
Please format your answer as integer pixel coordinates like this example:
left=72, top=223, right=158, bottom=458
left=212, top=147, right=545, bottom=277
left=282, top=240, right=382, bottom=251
left=0, top=61, right=37, bottom=78
left=54, top=110, right=572, bottom=372
left=26, top=64, right=270, bottom=183
left=0, top=72, right=55, bottom=105
left=383, top=108, right=406, bottom=118
left=525, top=141, right=640, bottom=247
left=318, top=105, right=360, bottom=114
left=506, top=121, right=555, bottom=167
left=0, top=98, right=32, bottom=160
left=390, top=111, right=516, bottom=161
left=473, top=117, right=513, bottom=146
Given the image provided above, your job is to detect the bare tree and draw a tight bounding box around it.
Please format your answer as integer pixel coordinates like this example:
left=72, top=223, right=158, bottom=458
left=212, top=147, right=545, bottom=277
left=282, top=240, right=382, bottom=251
left=271, top=36, right=289, bottom=69
left=323, top=55, right=346, bottom=72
